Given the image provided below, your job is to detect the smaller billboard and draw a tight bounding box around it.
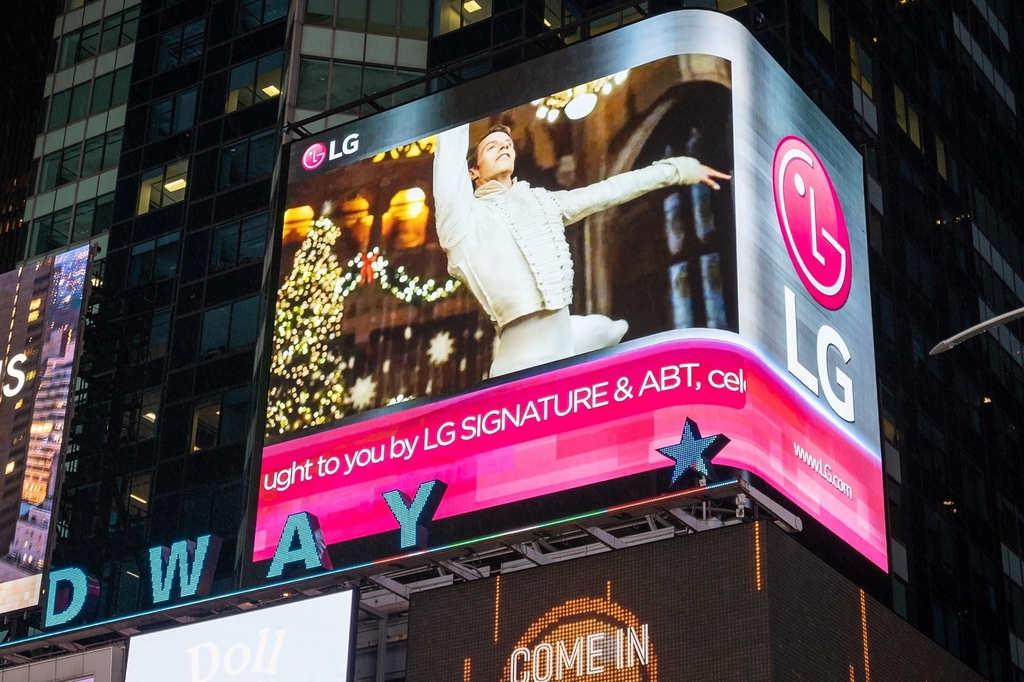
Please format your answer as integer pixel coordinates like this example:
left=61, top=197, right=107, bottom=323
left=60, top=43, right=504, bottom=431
left=124, top=590, right=356, bottom=682
left=0, top=245, right=90, bottom=615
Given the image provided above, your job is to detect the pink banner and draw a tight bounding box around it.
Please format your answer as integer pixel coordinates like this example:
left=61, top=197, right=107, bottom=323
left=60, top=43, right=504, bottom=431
left=255, top=335, right=886, bottom=569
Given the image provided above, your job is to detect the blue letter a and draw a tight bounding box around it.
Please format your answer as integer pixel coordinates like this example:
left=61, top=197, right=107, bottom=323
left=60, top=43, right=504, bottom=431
left=382, top=480, right=448, bottom=549
left=149, top=534, right=222, bottom=604
left=267, top=512, right=333, bottom=579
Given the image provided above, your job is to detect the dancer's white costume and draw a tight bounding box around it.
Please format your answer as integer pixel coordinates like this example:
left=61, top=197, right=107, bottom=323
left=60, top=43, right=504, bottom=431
left=433, top=124, right=707, bottom=376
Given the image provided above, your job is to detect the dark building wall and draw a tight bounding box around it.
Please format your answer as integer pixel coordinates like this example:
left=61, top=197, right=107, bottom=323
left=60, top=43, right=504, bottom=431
left=0, top=0, right=63, bottom=270
left=51, top=0, right=287, bottom=621
left=406, top=521, right=983, bottom=681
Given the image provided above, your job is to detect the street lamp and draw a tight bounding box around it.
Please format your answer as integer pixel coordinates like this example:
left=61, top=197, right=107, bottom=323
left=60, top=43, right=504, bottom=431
left=929, top=305, right=1024, bottom=355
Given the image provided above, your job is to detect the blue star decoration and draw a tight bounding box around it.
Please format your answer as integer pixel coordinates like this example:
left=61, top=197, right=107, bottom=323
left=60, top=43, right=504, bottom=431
left=656, top=418, right=730, bottom=487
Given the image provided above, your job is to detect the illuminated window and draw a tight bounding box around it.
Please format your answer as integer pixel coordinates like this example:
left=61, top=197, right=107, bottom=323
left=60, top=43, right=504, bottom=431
left=935, top=134, right=948, bottom=180
left=5, top=461, right=14, bottom=475
left=225, top=52, right=283, bottom=113
left=850, top=37, right=873, bottom=99
left=127, top=474, right=150, bottom=516
left=156, top=19, right=205, bottom=72
left=123, top=389, right=162, bottom=441
left=29, top=298, right=41, bottom=311
left=27, top=310, right=39, bottom=323
left=137, top=160, right=189, bottom=215
left=436, top=0, right=492, bottom=35
left=893, top=85, right=921, bottom=149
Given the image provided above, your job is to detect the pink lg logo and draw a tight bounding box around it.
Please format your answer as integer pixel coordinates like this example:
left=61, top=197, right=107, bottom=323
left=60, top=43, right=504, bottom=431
left=301, top=142, right=327, bottom=171
left=773, top=136, right=851, bottom=310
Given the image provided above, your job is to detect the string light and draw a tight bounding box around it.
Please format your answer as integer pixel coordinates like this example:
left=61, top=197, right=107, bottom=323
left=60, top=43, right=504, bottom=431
left=267, top=216, right=460, bottom=437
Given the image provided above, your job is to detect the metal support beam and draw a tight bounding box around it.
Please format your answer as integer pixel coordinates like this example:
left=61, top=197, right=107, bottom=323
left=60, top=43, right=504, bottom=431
left=583, top=526, right=627, bottom=550
left=512, top=542, right=551, bottom=565
left=369, top=573, right=411, bottom=600
left=667, top=507, right=714, bottom=532
left=438, top=559, right=486, bottom=581
left=737, top=482, right=803, bottom=533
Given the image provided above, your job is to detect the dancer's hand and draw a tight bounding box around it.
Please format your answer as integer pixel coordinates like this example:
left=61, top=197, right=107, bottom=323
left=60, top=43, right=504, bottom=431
left=699, top=166, right=731, bottom=190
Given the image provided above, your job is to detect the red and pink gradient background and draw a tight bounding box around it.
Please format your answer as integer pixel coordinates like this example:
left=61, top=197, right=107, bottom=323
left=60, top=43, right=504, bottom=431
left=255, top=336, right=887, bottom=569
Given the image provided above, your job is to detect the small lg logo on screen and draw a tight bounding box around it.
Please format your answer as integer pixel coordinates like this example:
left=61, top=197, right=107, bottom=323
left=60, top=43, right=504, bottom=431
left=301, top=142, right=327, bottom=171
left=773, top=136, right=851, bottom=310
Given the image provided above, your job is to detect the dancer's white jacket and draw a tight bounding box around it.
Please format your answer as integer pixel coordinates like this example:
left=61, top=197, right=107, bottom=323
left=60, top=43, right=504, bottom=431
left=433, top=124, right=706, bottom=329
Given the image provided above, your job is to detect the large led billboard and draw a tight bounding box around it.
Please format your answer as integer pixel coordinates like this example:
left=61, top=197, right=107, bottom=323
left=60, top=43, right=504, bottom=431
left=124, top=590, right=356, bottom=682
left=250, top=9, right=884, bottom=577
left=407, top=522, right=983, bottom=681
left=0, top=245, right=90, bottom=614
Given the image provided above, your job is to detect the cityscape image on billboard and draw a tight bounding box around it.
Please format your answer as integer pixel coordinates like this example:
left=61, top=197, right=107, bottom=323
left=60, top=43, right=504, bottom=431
left=0, top=245, right=90, bottom=614
left=250, top=11, right=885, bottom=577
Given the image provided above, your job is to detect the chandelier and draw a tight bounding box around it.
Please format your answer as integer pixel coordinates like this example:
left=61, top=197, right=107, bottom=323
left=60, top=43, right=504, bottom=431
left=532, top=70, right=629, bottom=122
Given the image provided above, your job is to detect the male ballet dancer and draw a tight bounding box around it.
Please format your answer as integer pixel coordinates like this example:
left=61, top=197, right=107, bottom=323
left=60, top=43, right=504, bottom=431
left=433, top=123, right=730, bottom=377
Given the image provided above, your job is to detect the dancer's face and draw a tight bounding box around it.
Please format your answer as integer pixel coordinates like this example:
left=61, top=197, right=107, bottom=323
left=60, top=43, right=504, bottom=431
left=470, top=132, right=516, bottom=187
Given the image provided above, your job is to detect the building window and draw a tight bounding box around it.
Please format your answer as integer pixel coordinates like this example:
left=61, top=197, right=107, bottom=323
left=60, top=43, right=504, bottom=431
left=436, top=0, right=491, bottom=35
left=225, top=52, right=283, bottom=113
left=803, top=0, right=831, bottom=41
left=148, top=309, right=171, bottom=360
left=296, top=58, right=423, bottom=113
left=894, top=84, right=921, bottom=149
left=210, top=212, right=267, bottom=269
left=237, top=0, right=289, bottom=33
left=90, top=66, right=132, bottom=114
left=935, top=134, right=948, bottom=180
left=133, top=390, right=162, bottom=440
left=100, top=6, right=139, bottom=53
left=148, top=89, right=197, bottom=141
left=37, top=144, right=81, bottom=192
left=127, top=233, right=180, bottom=287
left=71, top=192, right=114, bottom=242
left=29, top=208, right=73, bottom=257
left=81, top=128, right=123, bottom=177
left=850, top=37, right=873, bottom=99
left=307, top=0, right=428, bottom=37
left=127, top=474, right=150, bottom=516
left=219, top=130, right=276, bottom=188
left=156, top=19, right=205, bottom=72
left=56, top=7, right=137, bottom=71
left=190, top=387, right=249, bottom=452
left=58, top=21, right=101, bottom=70
left=27, top=193, right=113, bottom=258
left=137, top=160, right=189, bottom=215
left=200, top=297, right=259, bottom=357
left=47, top=82, right=90, bottom=130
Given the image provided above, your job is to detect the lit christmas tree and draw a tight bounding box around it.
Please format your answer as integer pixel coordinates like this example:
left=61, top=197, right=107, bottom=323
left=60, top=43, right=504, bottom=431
left=267, top=217, right=349, bottom=436
left=267, top=214, right=463, bottom=438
